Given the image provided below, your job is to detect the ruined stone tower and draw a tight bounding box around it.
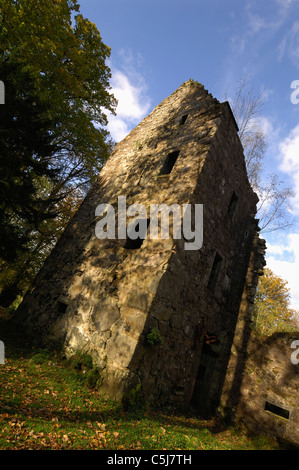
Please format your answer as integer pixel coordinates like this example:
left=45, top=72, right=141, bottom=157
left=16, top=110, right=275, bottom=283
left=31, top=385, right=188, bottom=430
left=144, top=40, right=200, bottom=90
left=15, top=80, right=265, bottom=413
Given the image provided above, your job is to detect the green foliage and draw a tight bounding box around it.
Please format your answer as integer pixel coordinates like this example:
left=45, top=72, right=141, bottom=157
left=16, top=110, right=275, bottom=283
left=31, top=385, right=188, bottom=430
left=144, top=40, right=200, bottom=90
left=29, top=349, right=53, bottom=365
left=67, top=351, right=102, bottom=389
left=123, top=383, right=143, bottom=412
left=134, top=141, right=143, bottom=150
left=146, top=327, right=162, bottom=346
left=85, top=368, right=102, bottom=388
left=252, top=268, right=298, bottom=336
left=0, top=0, right=117, bottom=175
left=68, top=352, right=93, bottom=371
left=0, top=0, right=117, bottom=306
left=0, top=185, right=83, bottom=307
left=0, top=60, right=60, bottom=265
left=0, top=320, right=283, bottom=450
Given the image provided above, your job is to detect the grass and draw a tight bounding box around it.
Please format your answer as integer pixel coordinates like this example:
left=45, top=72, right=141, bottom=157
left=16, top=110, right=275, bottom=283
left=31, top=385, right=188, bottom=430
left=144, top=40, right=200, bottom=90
left=0, top=318, right=282, bottom=451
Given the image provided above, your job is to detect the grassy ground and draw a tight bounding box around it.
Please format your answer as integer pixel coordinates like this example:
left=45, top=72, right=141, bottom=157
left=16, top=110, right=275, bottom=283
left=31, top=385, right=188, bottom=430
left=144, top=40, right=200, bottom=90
left=0, top=317, right=282, bottom=451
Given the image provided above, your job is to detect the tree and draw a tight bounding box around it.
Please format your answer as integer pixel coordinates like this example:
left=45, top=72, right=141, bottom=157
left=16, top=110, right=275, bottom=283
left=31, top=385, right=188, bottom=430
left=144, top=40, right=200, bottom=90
left=0, top=59, right=66, bottom=306
left=0, top=59, right=60, bottom=263
left=0, top=0, right=117, bottom=194
left=226, top=76, right=294, bottom=233
left=252, top=268, right=298, bottom=336
left=0, top=186, right=83, bottom=308
left=0, top=0, right=117, bottom=307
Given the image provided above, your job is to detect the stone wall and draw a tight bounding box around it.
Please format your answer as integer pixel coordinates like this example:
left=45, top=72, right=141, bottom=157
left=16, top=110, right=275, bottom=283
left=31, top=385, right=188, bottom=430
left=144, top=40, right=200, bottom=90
left=219, top=232, right=266, bottom=413
left=14, top=80, right=263, bottom=414
left=227, top=332, right=299, bottom=447
left=219, top=230, right=299, bottom=447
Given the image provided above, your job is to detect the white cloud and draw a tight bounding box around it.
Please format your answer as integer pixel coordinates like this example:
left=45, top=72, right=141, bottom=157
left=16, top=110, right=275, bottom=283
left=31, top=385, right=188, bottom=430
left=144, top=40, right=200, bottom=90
left=248, top=13, right=268, bottom=34
left=277, top=21, right=299, bottom=65
left=230, top=36, right=245, bottom=54
left=106, top=54, right=151, bottom=142
left=111, top=70, right=150, bottom=122
left=279, top=123, right=299, bottom=212
left=246, top=2, right=291, bottom=38
left=277, top=36, right=287, bottom=61
left=276, top=0, right=296, bottom=11
left=266, top=233, right=299, bottom=310
left=247, top=114, right=274, bottom=141
left=262, top=119, right=299, bottom=313
left=107, top=115, right=130, bottom=144
left=266, top=242, right=286, bottom=256
left=229, top=2, right=296, bottom=66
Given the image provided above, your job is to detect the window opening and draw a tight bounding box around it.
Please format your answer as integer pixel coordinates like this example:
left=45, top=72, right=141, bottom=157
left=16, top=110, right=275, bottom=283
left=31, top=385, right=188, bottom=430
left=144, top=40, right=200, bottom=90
left=160, top=150, right=180, bottom=175
left=207, top=253, right=222, bottom=293
left=57, top=301, right=68, bottom=314
left=227, top=191, right=238, bottom=217
left=179, top=114, right=188, bottom=125
left=223, top=273, right=231, bottom=295
left=265, top=401, right=290, bottom=420
left=124, top=219, right=150, bottom=250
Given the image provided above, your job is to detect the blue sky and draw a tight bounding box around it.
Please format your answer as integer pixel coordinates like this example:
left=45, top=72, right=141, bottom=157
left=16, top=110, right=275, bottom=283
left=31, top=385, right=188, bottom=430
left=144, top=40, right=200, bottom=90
left=80, top=0, right=299, bottom=311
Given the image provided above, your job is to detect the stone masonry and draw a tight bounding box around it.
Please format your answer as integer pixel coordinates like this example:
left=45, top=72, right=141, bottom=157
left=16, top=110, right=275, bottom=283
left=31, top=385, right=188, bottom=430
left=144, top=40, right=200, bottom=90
left=15, top=80, right=265, bottom=416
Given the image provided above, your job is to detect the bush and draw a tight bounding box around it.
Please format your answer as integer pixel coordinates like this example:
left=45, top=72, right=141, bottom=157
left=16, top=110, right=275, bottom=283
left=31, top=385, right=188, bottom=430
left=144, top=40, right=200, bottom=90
left=29, top=349, right=52, bottom=364
left=146, top=328, right=162, bottom=346
left=68, top=352, right=93, bottom=371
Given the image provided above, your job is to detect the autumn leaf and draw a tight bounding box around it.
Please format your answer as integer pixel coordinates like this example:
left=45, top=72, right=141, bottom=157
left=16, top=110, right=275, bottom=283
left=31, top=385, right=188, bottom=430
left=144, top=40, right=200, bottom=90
left=96, top=422, right=106, bottom=431
left=253, top=268, right=298, bottom=335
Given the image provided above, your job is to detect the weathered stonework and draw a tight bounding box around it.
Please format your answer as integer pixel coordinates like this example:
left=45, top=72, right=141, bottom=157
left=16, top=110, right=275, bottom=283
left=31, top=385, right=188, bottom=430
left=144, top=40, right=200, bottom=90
left=15, top=80, right=265, bottom=416
left=223, top=332, right=299, bottom=447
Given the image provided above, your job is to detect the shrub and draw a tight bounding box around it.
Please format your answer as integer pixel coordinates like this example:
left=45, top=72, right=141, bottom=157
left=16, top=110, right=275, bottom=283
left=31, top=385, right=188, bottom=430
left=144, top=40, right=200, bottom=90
left=146, top=328, right=162, bottom=346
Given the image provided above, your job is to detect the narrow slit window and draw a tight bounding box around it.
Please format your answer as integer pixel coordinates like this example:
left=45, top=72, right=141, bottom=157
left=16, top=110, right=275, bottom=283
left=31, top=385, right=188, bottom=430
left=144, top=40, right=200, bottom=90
left=227, top=191, right=238, bottom=217
left=57, top=301, right=68, bottom=314
left=265, top=401, right=290, bottom=420
left=223, top=273, right=231, bottom=295
left=160, top=150, right=180, bottom=175
left=124, top=219, right=150, bottom=250
left=179, top=114, right=188, bottom=125
left=207, top=253, right=222, bottom=293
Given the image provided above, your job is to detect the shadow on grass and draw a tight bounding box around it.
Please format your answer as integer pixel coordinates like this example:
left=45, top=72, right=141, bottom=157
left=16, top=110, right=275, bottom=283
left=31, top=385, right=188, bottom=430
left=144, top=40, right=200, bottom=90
left=0, top=315, right=285, bottom=450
